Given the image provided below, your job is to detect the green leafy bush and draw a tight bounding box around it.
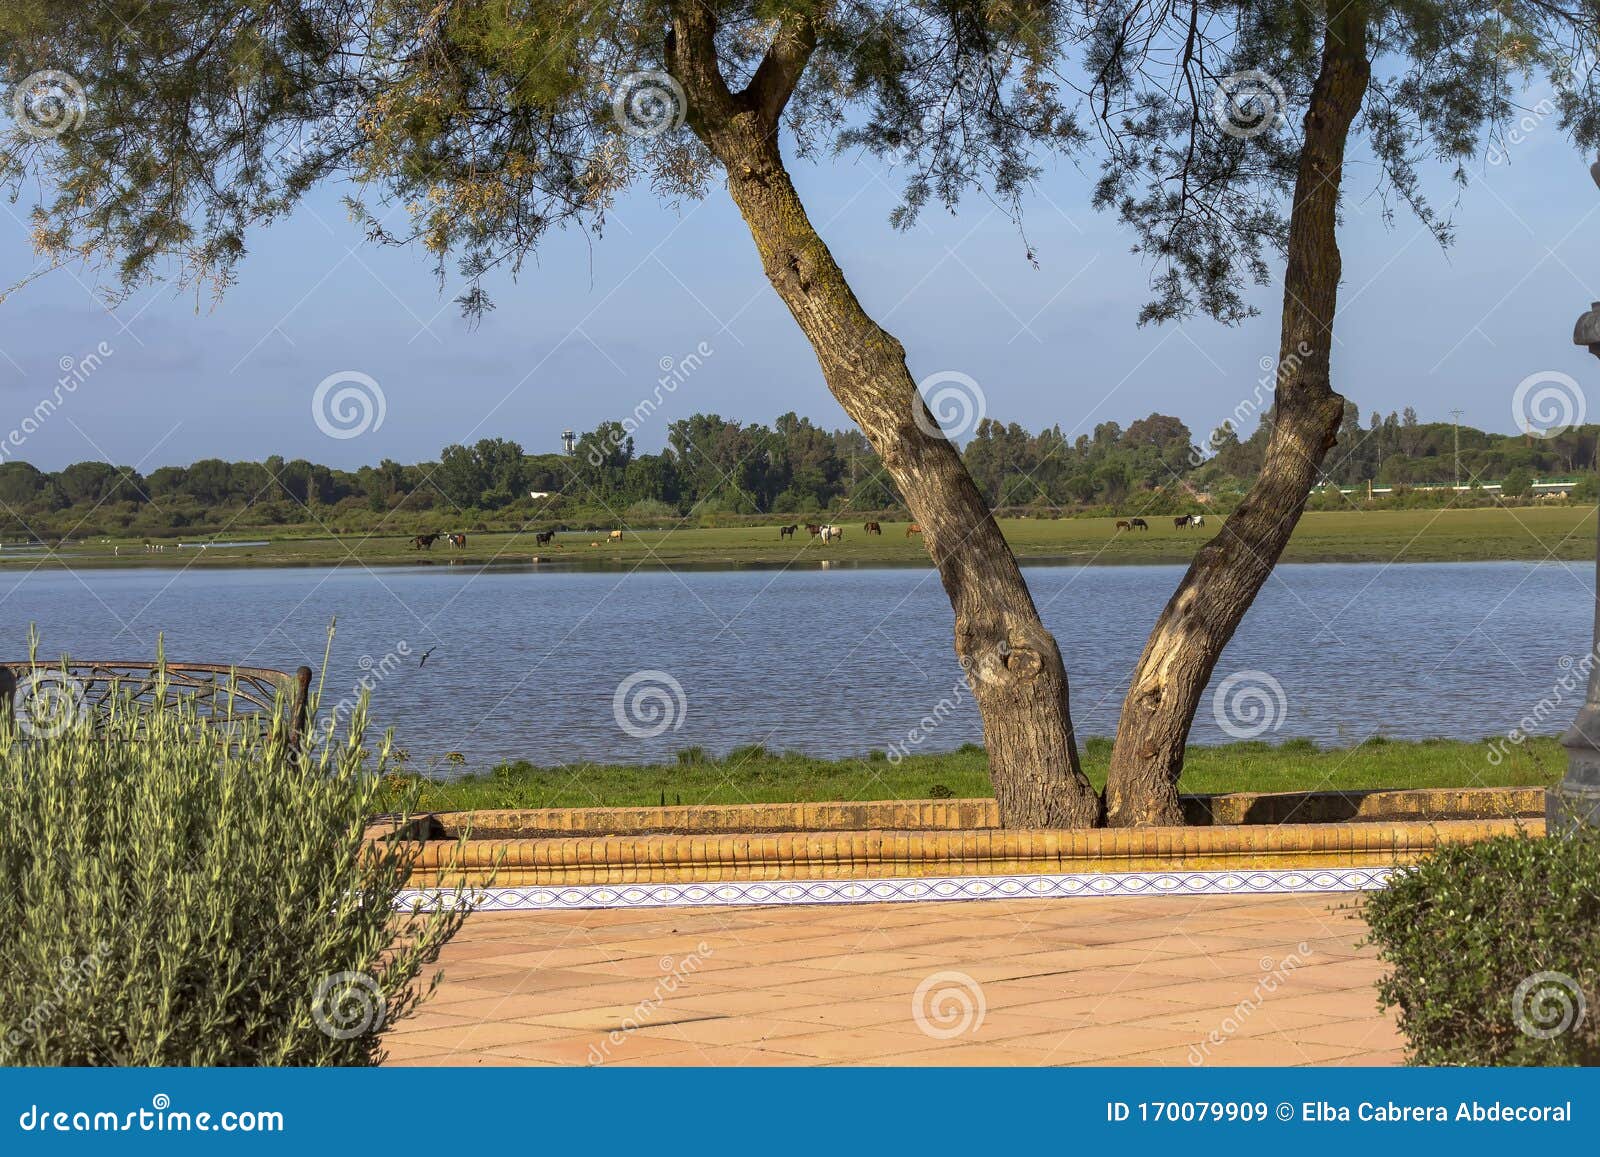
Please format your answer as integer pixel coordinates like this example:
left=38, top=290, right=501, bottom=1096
left=0, top=674, right=469, bottom=1065
left=1365, top=828, right=1600, bottom=1065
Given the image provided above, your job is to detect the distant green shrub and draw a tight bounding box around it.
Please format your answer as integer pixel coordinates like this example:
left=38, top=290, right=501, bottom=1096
left=724, top=744, right=769, bottom=763
left=0, top=674, right=469, bottom=1065
left=1364, top=829, right=1600, bottom=1065
left=675, top=746, right=708, bottom=766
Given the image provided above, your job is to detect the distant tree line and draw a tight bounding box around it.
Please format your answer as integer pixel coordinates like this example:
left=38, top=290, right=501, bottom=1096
left=1206, top=404, right=1599, bottom=491
left=1, top=406, right=1595, bottom=540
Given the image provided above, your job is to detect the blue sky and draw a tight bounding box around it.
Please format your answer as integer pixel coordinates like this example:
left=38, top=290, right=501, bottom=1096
left=2, top=101, right=1598, bottom=472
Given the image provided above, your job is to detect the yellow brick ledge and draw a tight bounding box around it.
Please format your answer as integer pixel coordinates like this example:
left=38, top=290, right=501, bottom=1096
left=429, top=785, right=1543, bottom=842
left=401, top=814, right=1540, bottom=889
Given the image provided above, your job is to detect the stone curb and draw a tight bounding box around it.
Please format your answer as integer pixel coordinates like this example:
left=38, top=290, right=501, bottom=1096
left=427, top=785, right=1543, bottom=841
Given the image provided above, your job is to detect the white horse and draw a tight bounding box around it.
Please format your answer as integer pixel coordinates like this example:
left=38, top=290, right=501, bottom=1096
left=1189, top=514, right=1205, bottom=527
left=820, top=524, right=844, bottom=544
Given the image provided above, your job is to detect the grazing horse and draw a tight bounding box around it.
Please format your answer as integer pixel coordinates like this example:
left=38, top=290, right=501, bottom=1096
left=863, top=521, right=881, bottom=535
left=1189, top=514, right=1205, bottom=527
left=411, top=533, right=440, bottom=550
left=779, top=525, right=797, bottom=539
left=906, top=524, right=923, bottom=537
left=534, top=530, right=557, bottom=547
left=805, top=524, right=822, bottom=538
left=820, top=525, right=844, bottom=544
left=447, top=533, right=467, bottom=548
left=1130, top=518, right=1149, bottom=531
left=1115, top=520, right=1133, bottom=532
left=608, top=529, right=624, bottom=542
left=1173, top=516, right=1190, bottom=530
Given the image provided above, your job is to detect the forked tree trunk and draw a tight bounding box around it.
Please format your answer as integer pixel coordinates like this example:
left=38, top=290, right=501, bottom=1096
left=1103, top=8, right=1371, bottom=826
left=668, top=7, right=1101, bottom=827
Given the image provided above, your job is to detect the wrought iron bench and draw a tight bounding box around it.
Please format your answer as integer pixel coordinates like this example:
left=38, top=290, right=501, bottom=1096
left=0, top=661, right=313, bottom=748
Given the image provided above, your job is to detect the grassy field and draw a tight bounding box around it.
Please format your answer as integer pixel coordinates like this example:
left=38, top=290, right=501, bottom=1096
left=12, top=506, right=1597, bottom=570
left=378, top=735, right=1562, bottom=813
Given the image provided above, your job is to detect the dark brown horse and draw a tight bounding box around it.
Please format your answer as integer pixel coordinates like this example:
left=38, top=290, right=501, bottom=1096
left=534, top=530, right=558, bottom=546
left=779, top=525, right=798, bottom=539
left=411, top=534, right=440, bottom=550
left=805, top=524, right=822, bottom=538
left=863, top=521, right=881, bottom=535
left=1130, top=518, right=1148, bottom=531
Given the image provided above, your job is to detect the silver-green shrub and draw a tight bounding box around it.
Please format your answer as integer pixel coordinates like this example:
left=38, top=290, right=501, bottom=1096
left=0, top=672, right=470, bottom=1065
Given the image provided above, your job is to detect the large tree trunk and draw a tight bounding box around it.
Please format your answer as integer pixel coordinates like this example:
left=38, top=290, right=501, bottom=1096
left=667, top=7, right=1101, bottom=827
left=1103, top=8, right=1371, bottom=827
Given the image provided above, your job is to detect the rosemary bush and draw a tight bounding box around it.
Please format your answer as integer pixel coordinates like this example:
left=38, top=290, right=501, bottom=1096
left=0, top=672, right=468, bottom=1065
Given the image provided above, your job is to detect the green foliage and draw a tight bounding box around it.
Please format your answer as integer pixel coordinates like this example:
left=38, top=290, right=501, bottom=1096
left=1365, top=829, right=1600, bottom=1066
left=0, top=2, right=1085, bottom=309
left=1086, top=1, right=1600, bottom=323
left=0, top=676, right=469, bottom=1065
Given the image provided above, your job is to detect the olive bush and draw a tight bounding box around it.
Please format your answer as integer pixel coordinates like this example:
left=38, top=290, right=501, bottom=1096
left=1365, top=828, right=1600, bottom=1066
left=0, top=671, right=469, bottom=1064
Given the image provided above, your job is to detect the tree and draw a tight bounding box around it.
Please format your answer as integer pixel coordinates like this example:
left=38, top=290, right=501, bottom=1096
left=1084, top=0, right=1600, bottom=824
left=0, top=0, right=1110, bottom=827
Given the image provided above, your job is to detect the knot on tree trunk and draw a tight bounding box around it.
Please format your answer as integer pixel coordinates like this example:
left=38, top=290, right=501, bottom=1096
left=996, top=641, right=1042, bottom=683
left=783, top=251, right=811, bottom=293
left=960, top=628, right=1049, bottom=692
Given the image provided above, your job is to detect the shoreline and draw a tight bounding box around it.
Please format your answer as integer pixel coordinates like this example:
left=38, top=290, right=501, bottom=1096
left=1, top=550, right=1590, bottom=574
left=5, top=508, right=1594, bottom=572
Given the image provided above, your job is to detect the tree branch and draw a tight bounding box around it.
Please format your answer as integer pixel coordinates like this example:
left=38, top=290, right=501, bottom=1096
left=665, top=2, right=740, bottom=129
left=742, top=11, right=821, bottom=126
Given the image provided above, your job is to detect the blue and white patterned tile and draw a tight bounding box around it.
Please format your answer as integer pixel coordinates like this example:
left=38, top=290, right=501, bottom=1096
left=395, top=867, right=1395, bottom=913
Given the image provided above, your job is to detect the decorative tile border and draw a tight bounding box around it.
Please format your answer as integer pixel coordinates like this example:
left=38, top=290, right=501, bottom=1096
left=396, top=866, right=1396, bottom=913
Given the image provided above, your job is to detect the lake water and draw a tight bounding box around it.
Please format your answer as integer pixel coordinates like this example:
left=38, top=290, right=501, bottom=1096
left=1, top=560, right=1592, bottom=774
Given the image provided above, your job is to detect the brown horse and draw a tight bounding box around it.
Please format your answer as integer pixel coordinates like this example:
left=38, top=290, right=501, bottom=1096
left=805, top=524, right=822, bottom=537
left=411, top=534, right=440, bottom=550
left=447, top=533, right=467, bottom=548
left=1130, top=518, right=1149, bottom=531
left=779, top=525, right=798, bottom=539
left=534, top=530, right=558, bottom=546
left=1115, top=520, right=1132, bottom=532
left=906, top=524, right=923, bottom=538
left=863, top=521, right=881, bottom=535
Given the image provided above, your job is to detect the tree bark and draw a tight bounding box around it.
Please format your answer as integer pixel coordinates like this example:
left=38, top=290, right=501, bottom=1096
left=666, top=6, right=1101, bottom=827
left=1103, top=7, right=1371, bottom=826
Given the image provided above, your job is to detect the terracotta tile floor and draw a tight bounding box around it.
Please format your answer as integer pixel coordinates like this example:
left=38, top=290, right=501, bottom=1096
left=382, top=893, right=1405, bottom=1067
